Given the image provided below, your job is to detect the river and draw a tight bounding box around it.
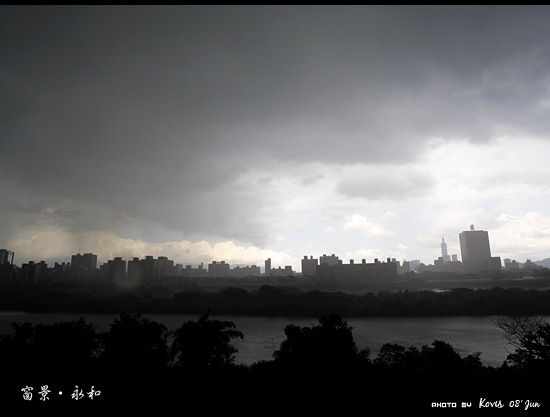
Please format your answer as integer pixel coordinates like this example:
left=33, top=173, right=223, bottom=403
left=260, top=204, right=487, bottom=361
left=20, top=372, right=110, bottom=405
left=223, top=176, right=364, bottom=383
left=0, top=312, right=527, bottom=367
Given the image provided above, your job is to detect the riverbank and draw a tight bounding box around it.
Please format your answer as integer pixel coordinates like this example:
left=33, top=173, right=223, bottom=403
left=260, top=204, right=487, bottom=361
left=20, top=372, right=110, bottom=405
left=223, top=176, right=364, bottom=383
left=2, top=284, right=550, bottom=317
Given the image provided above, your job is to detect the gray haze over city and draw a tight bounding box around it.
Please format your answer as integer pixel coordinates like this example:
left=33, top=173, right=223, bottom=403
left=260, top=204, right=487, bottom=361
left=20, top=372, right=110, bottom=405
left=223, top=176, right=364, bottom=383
left=2, top=6, right=550, bottom=270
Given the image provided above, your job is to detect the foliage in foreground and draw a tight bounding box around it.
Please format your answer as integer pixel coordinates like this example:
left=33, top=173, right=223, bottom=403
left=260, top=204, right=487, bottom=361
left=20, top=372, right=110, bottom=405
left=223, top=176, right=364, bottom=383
left=1, top=313, right=549, bottom=380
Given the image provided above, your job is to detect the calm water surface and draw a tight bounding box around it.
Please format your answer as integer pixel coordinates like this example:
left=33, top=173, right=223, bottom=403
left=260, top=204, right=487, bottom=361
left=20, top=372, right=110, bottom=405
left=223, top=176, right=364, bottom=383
left=0, top=312, right=529, bottom=367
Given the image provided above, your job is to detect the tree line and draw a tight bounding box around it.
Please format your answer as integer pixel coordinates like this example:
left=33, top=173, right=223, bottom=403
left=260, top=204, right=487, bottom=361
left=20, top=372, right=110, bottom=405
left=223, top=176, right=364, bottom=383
left=3, top=283, right=550, bottom=316
left=1, top=313, right=550, bottom=409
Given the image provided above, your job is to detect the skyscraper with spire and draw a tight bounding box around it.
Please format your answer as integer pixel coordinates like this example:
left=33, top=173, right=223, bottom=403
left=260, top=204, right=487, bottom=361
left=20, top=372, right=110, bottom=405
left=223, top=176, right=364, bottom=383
left=441, top=236, right=451, bottom=262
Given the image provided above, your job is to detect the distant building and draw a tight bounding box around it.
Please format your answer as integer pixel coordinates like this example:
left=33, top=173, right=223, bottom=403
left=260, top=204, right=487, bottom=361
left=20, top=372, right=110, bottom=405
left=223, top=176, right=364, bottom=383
left=503, top=258, right=520, bottom=271
left=441, top=237, right=451, bottom=262
left=21, top=260, right=48, bottom=282
left=264, top=258, right=272, bottom=275
left=230, top=265, right=261, bottom=277
left=459, top=225, right=501, bottom=274
left=127, top=256, right=178, bottom=284
left=0, top=248, right=15, bottom=279
left=53, top=262, right=71, bottom=276
left=181, top=263, right=208, bottom=277
left=317, top=258, right=398, bottom=283
left=156, top=256, right=176, bottom=278
left=106, top=257, right=126, bottom=284
left=301, top=256, right=318, bottom=276
left=0, top=248, right=14, bottom=265
left=208, top=261, right=230, bottom=277
left=140, top=256, right=157, bottom=283
left=71, top=253, right=97, bottom=276
left=319, top=253, right=340, bottom=266
left=407, top=259, right=421, bottom=272
left=416, top=263, right=432, bottom=273
left=460, top=225, right=491, bottom=259
left=433, top=258, right=463, bottom=274
left=127, top=257, right=144, bottom=284
left=269, top=266, right=294, bottom=277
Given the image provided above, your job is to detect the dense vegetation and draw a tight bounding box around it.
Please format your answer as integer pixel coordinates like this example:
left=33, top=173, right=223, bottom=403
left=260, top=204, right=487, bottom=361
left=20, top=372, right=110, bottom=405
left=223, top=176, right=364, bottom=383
left=3, top=281, right=550, bottom=316
left=1, top=313, right=549, bottom=411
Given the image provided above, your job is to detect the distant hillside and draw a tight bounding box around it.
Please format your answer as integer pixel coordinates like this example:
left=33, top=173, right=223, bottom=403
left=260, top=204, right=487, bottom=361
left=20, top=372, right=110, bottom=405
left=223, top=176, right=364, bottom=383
left=534, top=258, right=550, bottom=268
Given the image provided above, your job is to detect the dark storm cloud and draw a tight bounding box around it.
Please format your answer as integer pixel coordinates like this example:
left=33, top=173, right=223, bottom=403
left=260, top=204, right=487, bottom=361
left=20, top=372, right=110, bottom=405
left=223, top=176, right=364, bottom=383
left=2, top=6, right=550, bottom=244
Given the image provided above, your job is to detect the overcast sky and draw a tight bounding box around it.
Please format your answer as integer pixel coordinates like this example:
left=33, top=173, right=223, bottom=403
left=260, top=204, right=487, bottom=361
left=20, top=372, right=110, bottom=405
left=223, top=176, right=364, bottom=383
left=2, top=6, right=550, bottom=269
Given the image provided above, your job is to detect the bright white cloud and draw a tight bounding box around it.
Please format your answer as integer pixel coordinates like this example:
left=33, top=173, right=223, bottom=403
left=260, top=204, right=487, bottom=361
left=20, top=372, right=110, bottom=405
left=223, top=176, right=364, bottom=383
left=343, top=214, right=393, bottom=236
left=344, top=248, right=384, bottom=263
left=7, top=134, right=550, bottom=268
left=492, top=212, right=550, bottom=260
left=7, top=227, right=295, bottom=269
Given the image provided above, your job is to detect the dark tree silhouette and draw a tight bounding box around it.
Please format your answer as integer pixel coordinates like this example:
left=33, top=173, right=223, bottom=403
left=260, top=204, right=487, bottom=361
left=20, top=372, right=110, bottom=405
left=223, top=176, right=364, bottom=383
left=374, top=340, right=482, bottom=375
left=419, top=340, right=473, bottom=372
left=273, top=315, right=370, bottom=371
left=170, top=313, right=243, bottom=369
left=0, top=313, right=547, bottom=408
left=375, top=343, right=409, bottom=369
left=0, top=318, right=99, bottom=374
left=496, top=316, right=550, bottom=369
left=100, top=313, right=169, bottom=370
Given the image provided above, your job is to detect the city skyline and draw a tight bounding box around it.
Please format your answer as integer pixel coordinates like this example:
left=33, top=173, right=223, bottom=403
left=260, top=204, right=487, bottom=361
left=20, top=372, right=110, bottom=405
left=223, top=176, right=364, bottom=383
left=2, top=7, right=550, bottom=270
left=1, top=224, right=543, bottom=273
